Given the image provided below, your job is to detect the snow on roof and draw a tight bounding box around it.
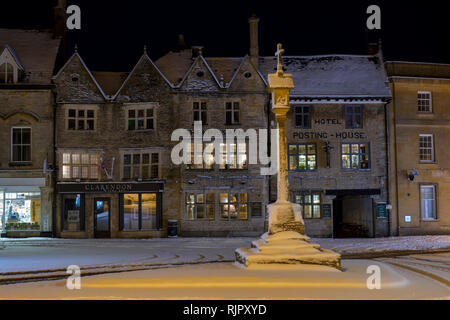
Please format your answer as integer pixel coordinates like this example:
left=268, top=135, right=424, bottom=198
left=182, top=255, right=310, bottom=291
left=259, top=54, right=391, bottom=98
left=0, top=29, right=61, bottom=84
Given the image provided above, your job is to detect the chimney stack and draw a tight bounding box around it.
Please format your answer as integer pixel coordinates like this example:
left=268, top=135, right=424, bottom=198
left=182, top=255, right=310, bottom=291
left=53, top=0, right=66, bottom=39
left=248, top=14, right=259, bottom=69
left=192, top=46, right=204, bottom=58
left=176, top=34, right=188, bottom=51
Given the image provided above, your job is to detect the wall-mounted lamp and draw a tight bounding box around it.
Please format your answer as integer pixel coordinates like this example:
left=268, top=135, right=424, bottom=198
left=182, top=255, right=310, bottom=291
left=408, top=169, right=418, bottom=181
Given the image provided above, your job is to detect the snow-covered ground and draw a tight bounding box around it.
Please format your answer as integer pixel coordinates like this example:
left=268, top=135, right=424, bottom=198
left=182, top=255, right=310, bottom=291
left=313, top=236, right=450, bottom=256
left=0, top=236, right=448, bottom=274
left=0, top=256, right=448, bottom=300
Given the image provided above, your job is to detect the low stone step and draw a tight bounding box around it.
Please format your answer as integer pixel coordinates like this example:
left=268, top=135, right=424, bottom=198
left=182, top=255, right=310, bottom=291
left=235, top=247, right=341, bottom=270
left=251, top=239, right=321, bottom=252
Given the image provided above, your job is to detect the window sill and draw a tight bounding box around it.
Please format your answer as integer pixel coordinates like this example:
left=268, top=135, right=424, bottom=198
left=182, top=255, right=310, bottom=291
left=9, top=162, right=32, bottom=167
left=419, top=161, right=437, bottom=165
left=127, top=129, right=155, bottom=132
left=421, top=219, right=439, bottom=222
left=341, top=169, right=371, bottom=172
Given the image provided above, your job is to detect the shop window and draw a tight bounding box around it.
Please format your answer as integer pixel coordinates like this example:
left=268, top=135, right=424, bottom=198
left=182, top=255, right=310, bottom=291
left=295, top=192, right=321, bottom=219
left=344, top=105, right=363, bottom=129
left=62, top=194, right=84, bottom=231
left=419, top=134, right=434, bottom=162
left=67, top=108, right=96, bottom=130
left=225, top=102, right=240, bottom=125
left=11, top=127, right=31, bottom=162
left=219, top=192, right=248, bottom=220
left=0, top=192, right=3, bottom=230
left=288, top=143, right=317, bottom=171
left=186, top=142, right=214, bottom=170
left=185, top=192, right=215, bottom=220
left=193, top=102, right=207, bottom=124
left=420, top=185, right=437, bottom=220
left=62, top=152, right=100, bottom=179
left=120, top=193, right=158, bottom=230
left=4, top=193, right=40, bottom=230
left=418, top=92, right=432, bottom=112
left=126, top=106, right=155, bottom=130
left=219, top=142, right=247, bottom=170
left=341, top=143, right=370, bottom=170
left=294, top=106, right=311, bottom=128
left=122, top=150, right=159, bottom=179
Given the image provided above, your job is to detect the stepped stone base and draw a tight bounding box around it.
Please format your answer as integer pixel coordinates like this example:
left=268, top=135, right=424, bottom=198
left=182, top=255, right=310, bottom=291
left=235, top=231, right=341, bottom=270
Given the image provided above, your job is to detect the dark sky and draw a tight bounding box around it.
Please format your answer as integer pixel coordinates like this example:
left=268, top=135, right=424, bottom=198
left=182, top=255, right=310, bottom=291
left=2, top=0, right=448, bottom=71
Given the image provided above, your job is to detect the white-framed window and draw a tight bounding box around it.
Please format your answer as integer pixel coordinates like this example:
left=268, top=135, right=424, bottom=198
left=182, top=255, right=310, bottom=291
left=61, top=152, right=100, bottom=179
left=11, top=127, right=31, bottom=162
left=219, top=142, right=247, bottom=170
left=126, top=104, right=155, bottom=131
left=67, top=107, right=96, bottom=130
left=418, top=91, right=432, bottom=112
left=419, top=134, right=434, bottom=162
left=193, top=102, right=207, bottom=124
left=420, top=185, right=437, bottom=220
left=121, top=150, right=160, bottom=180
left=225, top=102, right=240, bottom=125
left=0, top=62, right=15, bottom=84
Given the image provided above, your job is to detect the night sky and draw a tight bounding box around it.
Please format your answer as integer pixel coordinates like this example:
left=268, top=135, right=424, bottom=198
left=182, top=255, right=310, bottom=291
left=1, top=0, right=448, bottom=72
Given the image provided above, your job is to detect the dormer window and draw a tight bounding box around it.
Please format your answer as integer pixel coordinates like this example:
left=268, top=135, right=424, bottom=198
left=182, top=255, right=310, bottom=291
left=0, top=62, right=14, bottom=83
left=0, top=45, right=23, bottom=84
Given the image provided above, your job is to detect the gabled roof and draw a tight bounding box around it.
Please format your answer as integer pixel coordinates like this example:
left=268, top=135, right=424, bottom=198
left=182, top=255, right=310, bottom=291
left=259, top=54, right=391, bottom=98
left=53, top=51, right=108, bottom=100
left=205, top=57, right=243, bottom=86
left=113, top=52, right=174, bottom=99
left=177, top=55, right=222, bottom=90
left=227, top=55, right=267, bottom=88
left=155, top=49, right=193, bottom=86
left=0, top=29, right=60, bottom=84
left=0, top=45, right=24, bottom=70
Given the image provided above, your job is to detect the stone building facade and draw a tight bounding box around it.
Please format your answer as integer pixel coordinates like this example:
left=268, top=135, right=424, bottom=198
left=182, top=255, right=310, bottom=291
left=260, top=49, right=393, bottom=238
left=51, top=19, right=270, bottom=238
left=0, top=29, right=61, bottom=237
left=386, top=61, right=450, bottom=235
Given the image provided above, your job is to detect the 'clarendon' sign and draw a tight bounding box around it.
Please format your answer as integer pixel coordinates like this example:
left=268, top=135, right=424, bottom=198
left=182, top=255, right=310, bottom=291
left=57, top=182, right=164, bottom=194
left=84, top=184, right=132, bottom=192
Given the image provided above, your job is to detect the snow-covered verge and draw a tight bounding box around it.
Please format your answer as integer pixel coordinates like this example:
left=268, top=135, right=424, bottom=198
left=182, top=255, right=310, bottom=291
left=313, top=236, right=450, bottom=257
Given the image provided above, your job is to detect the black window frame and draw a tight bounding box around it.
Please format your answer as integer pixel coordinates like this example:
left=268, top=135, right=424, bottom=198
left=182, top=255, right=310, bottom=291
left=344, top=105, right=363, bottom=129
left=119, top=192, right=162, bottom=231
left=193, top=102, right=207, bottom=125
left=294, top=106, right=311, bottom=129
left=61, top=193, right=85, bottom=232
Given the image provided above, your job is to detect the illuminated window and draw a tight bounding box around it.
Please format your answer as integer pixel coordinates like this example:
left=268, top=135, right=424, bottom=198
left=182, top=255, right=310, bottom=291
left=220, top=193, right=248, bottom=220
left=288, top=143, right=316, bottom=171
left=120, top=193, right=158, bottom=230
left=62, top=194, right=84, bottom=231
left=418, top=92, right=432, bottom=112
left=219, top=142, right=247, bottom=170
left=295, top=192, right=321, bottom=219
left=341, top=143, right=370, bottom=170
left=185, top=192, right=215, bottom=220
left=62, top=152, right=100, bottom=179
left=186, top=142, right=214, bottom=170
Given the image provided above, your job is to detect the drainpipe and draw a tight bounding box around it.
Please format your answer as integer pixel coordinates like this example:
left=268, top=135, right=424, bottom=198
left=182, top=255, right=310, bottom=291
left=52, top=90, right=58, bottom=238
left=384, top=100, right=391, bottom=237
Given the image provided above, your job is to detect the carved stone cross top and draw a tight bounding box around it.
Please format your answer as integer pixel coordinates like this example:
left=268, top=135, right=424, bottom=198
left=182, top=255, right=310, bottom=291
left=275, top=43, right=285, bottom=74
